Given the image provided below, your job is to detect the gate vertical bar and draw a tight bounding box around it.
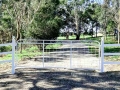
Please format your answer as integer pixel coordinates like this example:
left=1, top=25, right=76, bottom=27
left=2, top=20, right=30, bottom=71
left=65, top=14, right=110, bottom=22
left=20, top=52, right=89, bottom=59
left=101, top=37, right=104, bottom=72
left=99, top=42, right=101, bottom=71
left=70, top=41, right=72, bottom=68
left=12, top=36, right=15, bottom=74
left=43, top=40, right=44, bottom=67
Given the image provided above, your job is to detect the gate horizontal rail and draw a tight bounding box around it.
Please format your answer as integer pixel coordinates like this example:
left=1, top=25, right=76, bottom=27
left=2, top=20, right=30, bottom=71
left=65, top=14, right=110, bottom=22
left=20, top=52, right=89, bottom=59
left=16, top=39, right=100, bottom=72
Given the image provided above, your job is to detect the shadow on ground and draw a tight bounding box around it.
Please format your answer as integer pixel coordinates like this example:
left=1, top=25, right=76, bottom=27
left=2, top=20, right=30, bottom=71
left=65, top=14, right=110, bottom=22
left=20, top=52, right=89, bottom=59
left=0, top=69, right=120, bottom=90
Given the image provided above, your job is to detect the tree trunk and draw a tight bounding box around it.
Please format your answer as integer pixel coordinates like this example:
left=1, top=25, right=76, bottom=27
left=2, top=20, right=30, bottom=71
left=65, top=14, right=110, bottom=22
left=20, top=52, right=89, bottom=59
left=76, top=34, right=80, bottom=40
left=118, top=26, right=120, bottom=44
left=118, top=32, right=120, bottom=44
left=96, top=25, right=97, bottom=37
left=104, top=27, right=107, bottom=40
left=16, top=20, right=21, bottom=41
left=74, top=1, right=80, bottom=40
left=66, top=32, right=69, bottom=40
left=117, top=24, right=120, bottom=43
left=91, top=23, right=94, bottom=37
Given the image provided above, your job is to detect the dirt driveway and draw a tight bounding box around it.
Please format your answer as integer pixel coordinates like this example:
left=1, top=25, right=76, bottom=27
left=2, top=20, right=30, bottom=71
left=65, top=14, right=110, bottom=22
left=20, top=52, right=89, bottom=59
left=0, top=68, right=120, bottom=90
left=0, top=41, right=120, bottom=90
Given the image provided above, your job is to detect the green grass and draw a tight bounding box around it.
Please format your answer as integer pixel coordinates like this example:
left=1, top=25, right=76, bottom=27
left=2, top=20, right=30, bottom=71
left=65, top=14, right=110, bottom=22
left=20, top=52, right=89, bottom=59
left=45, top=43, right=62, bottom=49
left=57, top=34, right=92, bottom=40
left=104, top=47, right=120, bottom=61
left=57, top=34, right=117, bottom=43
left=0, top=54, right=12, bottom=61
left=17, top=43, right=62, bottom=60
left=0, top=45, right=42, bottom=61
left=103, top=36, right=120, bottom=61
left=104, top=36, right=118, bottom=44
left=16, top=46, right=41, bottom=58
left=88, top=46, right=120, bottom=61
left=0, top=43, right=62, bottom=61
left=81, top=35, right=120, bottom=61
left=57, top=35, right=76, bottom=40
left=105, top=56, right=120, bottom=61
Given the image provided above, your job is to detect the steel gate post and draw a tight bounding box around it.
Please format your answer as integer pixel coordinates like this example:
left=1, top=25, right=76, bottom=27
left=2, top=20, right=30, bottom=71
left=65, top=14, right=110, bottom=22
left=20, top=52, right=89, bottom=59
left=12, top=36, right=15, bottom=74
left=99, top=42, right=101, bottom=71
left=101, top=37, right=104, bottom=72
left=70, top=41, right=72, bottom=68
left=43, top=40, right=44, bottom=67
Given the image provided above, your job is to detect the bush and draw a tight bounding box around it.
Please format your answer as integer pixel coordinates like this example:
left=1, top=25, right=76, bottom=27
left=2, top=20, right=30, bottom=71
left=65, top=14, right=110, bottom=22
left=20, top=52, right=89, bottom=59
left=0, top=46, right=12, bottom=52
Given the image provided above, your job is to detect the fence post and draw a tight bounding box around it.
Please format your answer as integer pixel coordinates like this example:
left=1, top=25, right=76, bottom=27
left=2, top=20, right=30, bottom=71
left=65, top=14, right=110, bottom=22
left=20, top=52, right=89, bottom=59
left=101, top=37, right=104, bottom=73
left=12, top=36, right=15, bottom=74
left=70, top=41, right=72, bottom=68
left=99, top=42, right=101, bottom=71
left=43, top=40, right=44, bottom=67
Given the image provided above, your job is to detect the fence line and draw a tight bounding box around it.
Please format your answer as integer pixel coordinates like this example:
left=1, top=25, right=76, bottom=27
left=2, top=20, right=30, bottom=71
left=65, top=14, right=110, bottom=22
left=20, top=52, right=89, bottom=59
left=101, top=37, right=120, bottom=72
left=0, top=36, right=16, bottom=74
left=1, top=37, right=120, bottom=74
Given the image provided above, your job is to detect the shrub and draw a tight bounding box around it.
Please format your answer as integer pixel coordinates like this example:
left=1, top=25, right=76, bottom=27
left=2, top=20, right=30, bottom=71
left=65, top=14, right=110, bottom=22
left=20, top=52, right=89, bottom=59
left=0, top=46, right=12, bottom=52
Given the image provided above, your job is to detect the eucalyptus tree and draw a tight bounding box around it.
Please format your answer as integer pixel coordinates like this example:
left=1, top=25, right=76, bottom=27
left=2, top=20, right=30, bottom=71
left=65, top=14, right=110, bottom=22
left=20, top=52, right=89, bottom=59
left=92, top=3, right=101, bottom=37
left=60, top=0, right=93, bottom=40
left=111, top=0, right=120, bottom=43
left=57, top=0, right=72, bottom=39
left=100, top=0, right=109, bottom=39
left=0, top=0, right=14, bottom=42
left=72, top=0, right=92, bottom=40
left=2, top=0, right=41, bottom=40
left=84, top=3, right=101, bottom=37
left=97, top=0, right=117, bottom=39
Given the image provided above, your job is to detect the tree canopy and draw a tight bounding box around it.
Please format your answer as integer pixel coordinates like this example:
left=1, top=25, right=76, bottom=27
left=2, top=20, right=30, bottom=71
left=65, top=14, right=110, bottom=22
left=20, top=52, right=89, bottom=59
left=0, top=0, right=120, bottom=42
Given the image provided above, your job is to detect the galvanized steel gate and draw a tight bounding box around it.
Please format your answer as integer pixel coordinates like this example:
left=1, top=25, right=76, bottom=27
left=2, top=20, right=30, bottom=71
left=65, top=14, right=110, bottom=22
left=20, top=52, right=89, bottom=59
left=15, top=40, right=100, bottom=71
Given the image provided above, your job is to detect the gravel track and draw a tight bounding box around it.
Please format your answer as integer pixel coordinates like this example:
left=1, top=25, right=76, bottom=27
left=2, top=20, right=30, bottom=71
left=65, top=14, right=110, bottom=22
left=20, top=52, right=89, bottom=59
left=0, top=68, right=120, bottom=90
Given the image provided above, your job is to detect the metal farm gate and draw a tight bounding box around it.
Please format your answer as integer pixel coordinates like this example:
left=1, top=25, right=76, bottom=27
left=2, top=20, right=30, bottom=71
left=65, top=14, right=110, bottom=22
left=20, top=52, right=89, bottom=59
left=15, top=40, right=100, bottom=71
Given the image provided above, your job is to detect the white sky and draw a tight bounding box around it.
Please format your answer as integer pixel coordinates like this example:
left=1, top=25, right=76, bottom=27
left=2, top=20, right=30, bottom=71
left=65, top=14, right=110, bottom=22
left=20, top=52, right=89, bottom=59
left=68, top=0, right=104, bottom=4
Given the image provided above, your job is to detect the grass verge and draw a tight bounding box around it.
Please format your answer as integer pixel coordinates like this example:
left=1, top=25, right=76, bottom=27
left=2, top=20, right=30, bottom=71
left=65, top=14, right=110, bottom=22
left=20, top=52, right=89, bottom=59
left=0, top=43, right=62, bottom=62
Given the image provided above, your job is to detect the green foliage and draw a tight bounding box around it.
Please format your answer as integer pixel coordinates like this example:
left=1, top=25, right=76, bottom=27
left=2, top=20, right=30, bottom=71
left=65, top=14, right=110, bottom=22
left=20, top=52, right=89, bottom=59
left=0, top=0, right=119, bottom=42
left=45, top=43, right=62, bottom=49
left=16, top=45, right=41, bottom=60
left=26, top=45, right=39, bottom=52
left=0, top=46, right=12, bottom=52
left=30, top=0, right=63, bottom=39
left=106, top=20, right=116, bottom=33
left=104, top=36, right=117, bottom=44
left=104, top=47, right=120, bottom=53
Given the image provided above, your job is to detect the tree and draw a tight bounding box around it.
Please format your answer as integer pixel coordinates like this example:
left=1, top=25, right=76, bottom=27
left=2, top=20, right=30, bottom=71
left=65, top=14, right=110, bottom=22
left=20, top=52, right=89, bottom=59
left=0, top=0, right=13, bottom=43
left=83, top=3, right=101, bottom=37
left=2, top=0, right=41, bottom=40
left=60, top=0, right=93, bottom=40
left=98, top=0, right=117, bottom=39
left=112, top=0, right=120, bottom=43
left=30, top=0, right=63, bottom=40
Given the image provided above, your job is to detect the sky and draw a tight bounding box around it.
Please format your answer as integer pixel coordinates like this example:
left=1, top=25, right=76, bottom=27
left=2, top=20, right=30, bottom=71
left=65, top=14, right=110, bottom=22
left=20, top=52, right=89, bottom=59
left=68, top=0, right=104, bottom=4
left=95, top=0, right=103, bottom=4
